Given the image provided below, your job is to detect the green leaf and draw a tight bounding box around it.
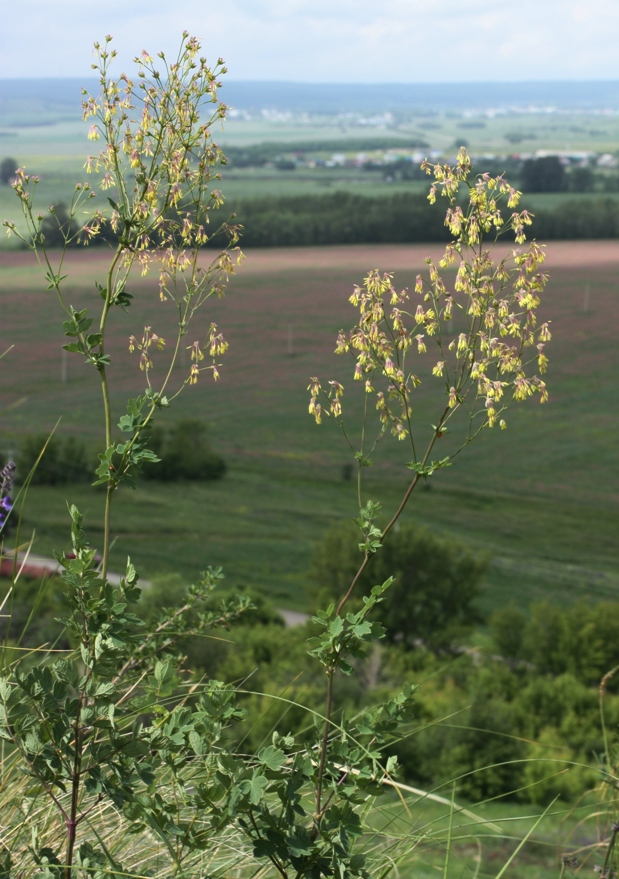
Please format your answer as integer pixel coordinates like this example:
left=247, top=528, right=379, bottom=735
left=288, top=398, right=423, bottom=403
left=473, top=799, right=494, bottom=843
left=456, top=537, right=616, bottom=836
left=189, top=730, right=206, bottom=756
left=258, top=745, right=287, bottom=771
left=329, top=616, right=344, bottom=637
left=406, top=457, right=453, bottom=479
left=249, top=772, right=268, bottom=805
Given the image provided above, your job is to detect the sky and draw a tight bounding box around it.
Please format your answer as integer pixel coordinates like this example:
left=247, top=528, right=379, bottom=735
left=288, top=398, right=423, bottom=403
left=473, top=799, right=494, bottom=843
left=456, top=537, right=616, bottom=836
left=3, top=0, right=619, bottom=83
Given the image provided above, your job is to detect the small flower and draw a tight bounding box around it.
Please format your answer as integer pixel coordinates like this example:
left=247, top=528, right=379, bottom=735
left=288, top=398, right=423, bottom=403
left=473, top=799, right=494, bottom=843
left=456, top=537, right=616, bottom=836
left=308, top=397, right=323, bottom=424
left=384, top=358, right=396, bottom=377
left=335, top=330, right=349, bottom=354
left=188, top=341, right=204, bottom=362
left=307, top=377, right=321, bottom=397
left=0, top=461, right=16, bottom=495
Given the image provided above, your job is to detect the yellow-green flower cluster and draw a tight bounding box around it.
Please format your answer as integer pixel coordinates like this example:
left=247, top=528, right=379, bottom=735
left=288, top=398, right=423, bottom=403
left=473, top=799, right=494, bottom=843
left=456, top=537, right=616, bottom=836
left=128, top=326, right=166, bottom=375
left=81, top=33, right=239, bottom=267
left=309, top=149, right=551, bottom=448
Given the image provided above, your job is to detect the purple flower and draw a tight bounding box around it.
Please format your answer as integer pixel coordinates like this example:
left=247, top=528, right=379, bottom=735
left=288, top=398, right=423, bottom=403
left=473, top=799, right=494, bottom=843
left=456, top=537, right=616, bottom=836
left=0, top=461, right=15, bottom=496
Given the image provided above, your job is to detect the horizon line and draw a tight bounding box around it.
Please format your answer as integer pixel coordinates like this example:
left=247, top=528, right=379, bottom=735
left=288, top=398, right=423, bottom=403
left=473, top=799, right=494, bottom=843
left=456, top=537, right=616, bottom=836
left=1, top=76, right=619, bottom=86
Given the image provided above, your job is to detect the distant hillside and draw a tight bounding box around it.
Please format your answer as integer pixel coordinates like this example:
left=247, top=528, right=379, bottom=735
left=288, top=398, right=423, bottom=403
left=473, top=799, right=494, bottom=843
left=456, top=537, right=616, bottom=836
left=219, top=80, right=619, bottom=114
left=2, top=78, right=619, bottom=127
left=0, top=78, right=99, bottom=127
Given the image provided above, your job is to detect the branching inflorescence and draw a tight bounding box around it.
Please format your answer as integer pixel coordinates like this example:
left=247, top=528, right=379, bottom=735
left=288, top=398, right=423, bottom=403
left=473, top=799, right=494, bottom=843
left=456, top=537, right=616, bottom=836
left=305, top=149, right=552, bottom=833
left=309, top=148, right=550, bottom=483
left=5, top=33, right=242, bottom=577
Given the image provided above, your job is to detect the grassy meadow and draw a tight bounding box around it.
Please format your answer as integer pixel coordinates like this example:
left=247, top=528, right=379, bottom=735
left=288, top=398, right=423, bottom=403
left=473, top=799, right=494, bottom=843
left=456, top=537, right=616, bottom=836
left=0, top=242, right=617, bottom=613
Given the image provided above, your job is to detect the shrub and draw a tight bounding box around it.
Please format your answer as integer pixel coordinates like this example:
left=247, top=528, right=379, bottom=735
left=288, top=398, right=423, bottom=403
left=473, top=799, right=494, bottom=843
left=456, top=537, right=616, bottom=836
left=521, top=155, right=566, bottom=192
left=142, top=419, right=226, bottom=481
left=490, top=600, right=619, bottom=686
left=311, top=521, right=486, bottom=649
left=489, top=603, right=527, bottom=659
left=16, top=433, right=92, bottom=485
left=0, top=157, right=17, bottom=185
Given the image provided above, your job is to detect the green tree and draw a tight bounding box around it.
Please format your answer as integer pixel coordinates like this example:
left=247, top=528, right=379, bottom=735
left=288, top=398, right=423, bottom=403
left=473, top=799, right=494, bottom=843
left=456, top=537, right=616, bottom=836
left=0, top=157, right=17, bottom=185
left=311, top=521, right=486, bottom=649
left=521, top=155, right=566, bottom=192
left=17, top=433, right=92, bottom=485
left=568, top=166, right=595, bottom=192
left=489, top=603, right=527, bottom=659
left=143, top=419, right=226, bottom=481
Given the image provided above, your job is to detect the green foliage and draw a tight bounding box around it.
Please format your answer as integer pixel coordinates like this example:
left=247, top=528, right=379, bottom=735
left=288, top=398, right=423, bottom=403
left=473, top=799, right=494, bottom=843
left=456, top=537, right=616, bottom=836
left=521, top=156, right=566, bottom=193
left=142, top=419, right=226, bottom=481
left=214, top=192, right=451, bottom=247
left=489, top=603, right=527, bottom=659
left=0, top=575, right=70, bottom=648
left=17, top=433, right=92, bottom=485
left=409, top=686, right=526, bottom=800
left=0, top=157, right=17, bottom=185
left=0, top=505, right=253, bottom=873
left=491, top=600, right=619, bottom=686
left=311, top=521, right=486, bottom=648
left=533, top=196, right=619, bottom=238
left=567, top=166, right=596, bottom=192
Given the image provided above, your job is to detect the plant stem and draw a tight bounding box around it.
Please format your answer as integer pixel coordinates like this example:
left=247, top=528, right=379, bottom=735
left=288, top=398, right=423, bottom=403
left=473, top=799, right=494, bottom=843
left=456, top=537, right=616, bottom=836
left=318, top=413, right=449, bottom=826
left=101, top=485, right=114, bottom=581
left=602, top=821, right=619, bottom=879
left=65, top=694, right=85, bottom=878
left=315, top=668, right=334, bottom=821
left=98, top=247, right=123, bottom=579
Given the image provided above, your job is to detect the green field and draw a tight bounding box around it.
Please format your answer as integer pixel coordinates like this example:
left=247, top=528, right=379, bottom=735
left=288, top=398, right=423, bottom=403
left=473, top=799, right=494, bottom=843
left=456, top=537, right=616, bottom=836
left=1, top=244, right=617, bottom=613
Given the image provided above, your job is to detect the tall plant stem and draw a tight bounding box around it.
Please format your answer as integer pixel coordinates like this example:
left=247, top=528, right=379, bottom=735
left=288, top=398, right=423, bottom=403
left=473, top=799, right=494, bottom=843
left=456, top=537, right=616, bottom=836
left=64, top=684, right=86, bottom=879
left=315, top=669, right=334, bottom=820
left=101, top=483, right=114, bottom=581
left=317, top=412, right=449, bottom=817
left=98, top=248, right=123, bottom=579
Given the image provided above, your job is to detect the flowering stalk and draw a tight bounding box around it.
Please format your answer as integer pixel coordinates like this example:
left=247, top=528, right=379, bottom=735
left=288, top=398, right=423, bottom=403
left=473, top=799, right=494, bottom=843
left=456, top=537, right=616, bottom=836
left=5, top=33, right=242, bottom=579
left=308, top=147, right=551, bottom=818
left=3, top=34, right=243, bottom=875
left=0, top=461, right=15, bottom=533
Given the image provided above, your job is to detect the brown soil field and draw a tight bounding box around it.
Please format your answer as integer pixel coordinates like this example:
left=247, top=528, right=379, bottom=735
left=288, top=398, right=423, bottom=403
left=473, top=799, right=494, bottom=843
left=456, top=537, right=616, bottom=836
left=1, top=239, right=618, bottom=277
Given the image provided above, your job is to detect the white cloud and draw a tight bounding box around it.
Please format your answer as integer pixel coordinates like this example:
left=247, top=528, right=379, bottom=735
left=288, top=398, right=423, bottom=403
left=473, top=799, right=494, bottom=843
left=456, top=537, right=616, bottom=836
left=2, top=0, right=619, bottom=81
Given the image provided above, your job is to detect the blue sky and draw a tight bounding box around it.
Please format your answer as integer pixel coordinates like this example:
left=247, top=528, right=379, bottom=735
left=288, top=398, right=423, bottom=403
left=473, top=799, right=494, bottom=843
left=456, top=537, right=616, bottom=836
left=3, top=0, right=619, bottom=82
